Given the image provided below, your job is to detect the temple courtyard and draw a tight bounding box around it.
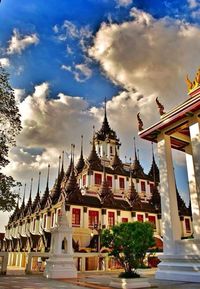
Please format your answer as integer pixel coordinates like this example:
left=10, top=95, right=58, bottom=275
left=1, top=269, right=200, bottom=289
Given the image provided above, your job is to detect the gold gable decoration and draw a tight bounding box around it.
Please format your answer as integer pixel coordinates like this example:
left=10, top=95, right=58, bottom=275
left=186, top=68, right=200, bottom=93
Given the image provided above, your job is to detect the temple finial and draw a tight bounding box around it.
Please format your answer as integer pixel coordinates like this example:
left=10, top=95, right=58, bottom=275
left=137, top=112, right=143, bottom=131
left=46, top=164, right=50, bottom=190
left=81, top=135, right=83, bottom=155
left=29, top=178, right=33, bottom=200
left=71, top=144, right=75, bottom=166
left=137, top=149, right=140, bottom=160
left=104, top=96, right=107, bottom=118
left=133, top=137, right=138, bottom=161
left=37, top=171, right=41, bottom=196
left=61, top=150, right=64, bottom=173
left=156, top=97, right=165, bottom=116
left=58, top=155, right=61, bottom=177
left=92, top=125, right=95, bottom=139
left=129, top=157, right=132, bottom=178
left=22, top=183, right=26, bottom=205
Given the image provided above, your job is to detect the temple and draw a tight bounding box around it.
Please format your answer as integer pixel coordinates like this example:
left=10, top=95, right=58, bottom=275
left=0, top=97, right=192, bottom=271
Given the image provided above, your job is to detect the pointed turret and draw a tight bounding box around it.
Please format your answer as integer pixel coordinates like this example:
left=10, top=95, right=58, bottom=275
left=132, top=137, right=145, bottom=178
left=148, top=143, right=160, bottom=182
left=150, top=185, right=161, bottom=211
left=65, top=145, right=74, bottom=179
left=51, top=155, right=65, bottom=205
left=75, top=135, right=85, bottom=174
left=99, top=162, right=114, bottom=206
left=128, top=170, right=141, bottom=210
left=32, top=172, right=41, bottom=213
left=19, top=183, right=26, bottom=219
left=40, top=164, right=50, bottom=209
left=111, top=146, right=123, bottom=168
left=95, top=98, right=119, bottom=142
left=24, top=178, right=33, bottom=216
left=64, top=147, right=82, bottom=204
left=86, top=135, right=102, bottom=170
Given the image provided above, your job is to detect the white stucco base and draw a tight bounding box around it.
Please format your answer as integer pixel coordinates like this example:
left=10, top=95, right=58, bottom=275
left=156, top=254, right=200, bottom=283
left=44, top=254, right=77, bottom=279
left=110, top=277, right=151, bottom=289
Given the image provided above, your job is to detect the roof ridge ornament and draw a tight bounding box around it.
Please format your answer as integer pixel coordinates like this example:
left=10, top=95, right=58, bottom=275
left=186, top=68, right=200, bottom=94
left=137, top=112, right=143, bottom=131
left=156, top=97, right=165, bottom=116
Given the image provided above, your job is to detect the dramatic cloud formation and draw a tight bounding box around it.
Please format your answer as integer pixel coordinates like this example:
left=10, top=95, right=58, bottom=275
left=7, top=29, right=39, bottom=55
left=89, top=8, right=200, bottom=113
left=0, top=57, right=10, bottom=67
left=4, top=82, right=157, bottom=200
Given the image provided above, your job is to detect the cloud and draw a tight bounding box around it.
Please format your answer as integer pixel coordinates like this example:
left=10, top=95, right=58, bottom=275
left=3, top=82, right=99, bottom=190
left=14, top=88, right=26, bottom=103
left=188, top=0, right=199, bottom=9
left=54, top=20, right=92, bottom=52
left=0, top=57, right=10, bottom=68
left=89, top=8, right=200, bottom=114
left=7, top=28, right=39, bottom=55
left=74, top=63, right=92, bottom=82
left=115, top=0, right=132, bottom=7
left=61, top=62, right=92, bottom=82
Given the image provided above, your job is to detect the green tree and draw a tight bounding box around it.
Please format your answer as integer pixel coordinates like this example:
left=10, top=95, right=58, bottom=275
left=101, top=222, right=155, bottom=277
left=0, top=65, right=21, bottom=211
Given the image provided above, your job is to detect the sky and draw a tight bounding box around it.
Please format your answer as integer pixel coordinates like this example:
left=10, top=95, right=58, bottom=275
left=1, top=0, right=200, bottom=231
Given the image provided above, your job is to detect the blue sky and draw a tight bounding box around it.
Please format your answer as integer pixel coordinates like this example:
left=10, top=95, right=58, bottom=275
left=0, top=0, right=200, bottom=230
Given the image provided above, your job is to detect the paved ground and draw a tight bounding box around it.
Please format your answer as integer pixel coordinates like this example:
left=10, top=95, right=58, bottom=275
left=1, top=269, right=200, bottom=289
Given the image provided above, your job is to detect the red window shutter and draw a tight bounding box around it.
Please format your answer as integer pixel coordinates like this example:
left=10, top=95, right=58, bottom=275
left=150, top=183, right=154, bottom=194
left=83, top=174, right=86, bottom=186
left=89, top=210, right=99, bottom=227
left=137, top=214, right=144, bottom=222
left=141, top=181, right=146, bottom=192
left=95, top=173, right=102, bottom=185
left=108, top=212, right=115, bottom=227
left=122, top=218, right=128, bottom=223
left=72, top=208, right=81, bottom=227
left=185, top=218, right=191, bottom=232
left=107, top=176, right=112, bottom=187
left=148, top=215, right=156, bottom=229
left=119, top=177, right=125, bottom=189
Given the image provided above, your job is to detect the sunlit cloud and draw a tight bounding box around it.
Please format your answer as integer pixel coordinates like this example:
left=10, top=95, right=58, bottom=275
left=7, top=28, right=39, bottom=55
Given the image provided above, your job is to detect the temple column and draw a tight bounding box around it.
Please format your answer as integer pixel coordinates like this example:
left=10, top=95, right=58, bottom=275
left=157, top=134, right=181, bottom=254
left=185, top=118, right=200, bottom=239
left=189, top=119, right=200, bottom=193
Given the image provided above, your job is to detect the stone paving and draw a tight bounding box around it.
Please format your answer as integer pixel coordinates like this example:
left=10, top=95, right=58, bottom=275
left=1, top=269, right=200, bottom=289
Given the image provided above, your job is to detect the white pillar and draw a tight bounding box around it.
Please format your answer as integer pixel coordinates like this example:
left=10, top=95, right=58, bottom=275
left=189, top=120, right=200, bottom=192
left=157, top=134, right=181, bottom=254
left=185, top=145, right=200, bottom=239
